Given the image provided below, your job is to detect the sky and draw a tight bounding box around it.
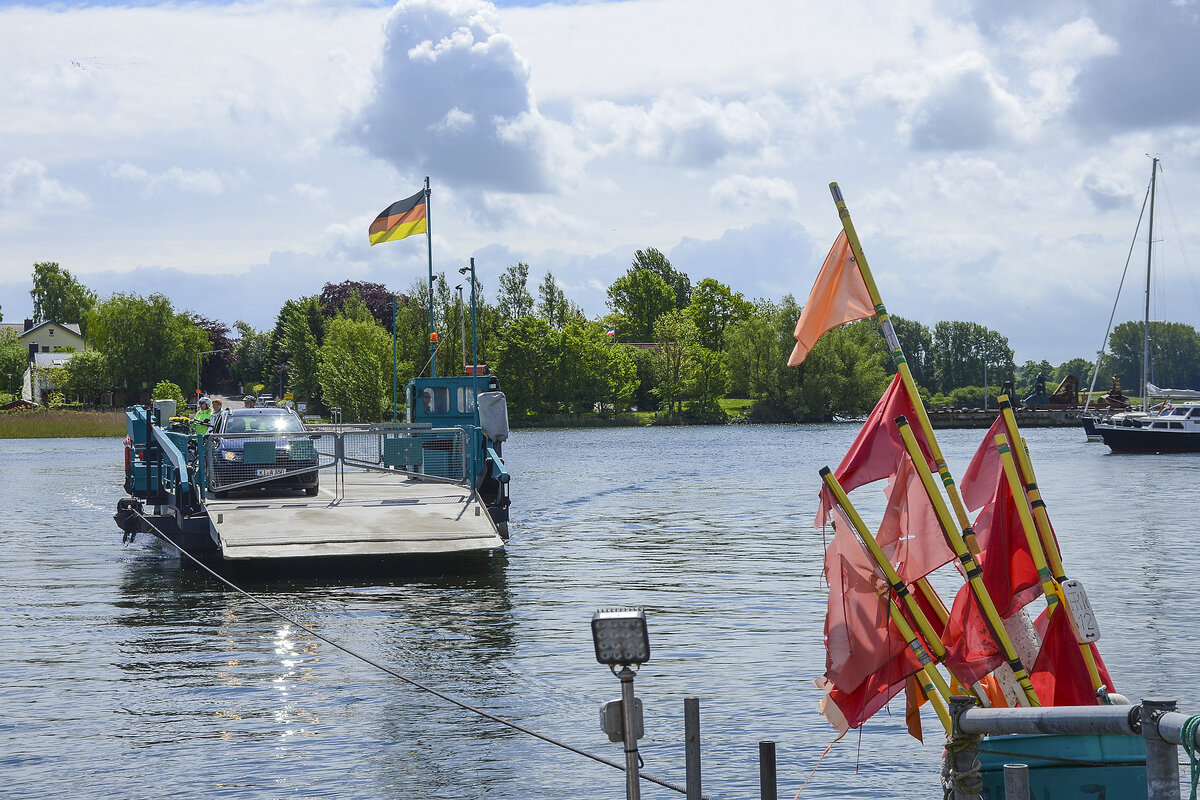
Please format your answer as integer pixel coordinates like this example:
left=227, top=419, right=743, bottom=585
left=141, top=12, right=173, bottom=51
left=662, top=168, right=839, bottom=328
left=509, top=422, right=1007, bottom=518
left=3, top=0, right=1200, bottom=366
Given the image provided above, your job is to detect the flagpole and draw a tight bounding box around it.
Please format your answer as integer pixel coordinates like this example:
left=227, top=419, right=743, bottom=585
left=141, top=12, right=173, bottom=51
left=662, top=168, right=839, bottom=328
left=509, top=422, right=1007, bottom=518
left=895, top=417, right=1042, bottom=707
left=829, top=183, right=978, bottom=543
left=886, top=602, right=953, bottom=733
left=392, top=294, right=398, bottom=422
left=996, top=397, right=1109, bottom=696
left=820, top=468, right=979, bottom=704
left=424, top=176, right=436, bottom=378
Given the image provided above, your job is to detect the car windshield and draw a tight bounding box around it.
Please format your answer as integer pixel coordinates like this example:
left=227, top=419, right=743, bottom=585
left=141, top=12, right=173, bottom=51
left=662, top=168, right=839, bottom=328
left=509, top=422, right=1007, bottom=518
left=228, top=413, right=304, bottom=433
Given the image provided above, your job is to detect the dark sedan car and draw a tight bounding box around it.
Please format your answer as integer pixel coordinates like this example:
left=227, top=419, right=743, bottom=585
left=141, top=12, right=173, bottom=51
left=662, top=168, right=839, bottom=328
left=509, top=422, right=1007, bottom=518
left=207, top=407, right=320, bottom=497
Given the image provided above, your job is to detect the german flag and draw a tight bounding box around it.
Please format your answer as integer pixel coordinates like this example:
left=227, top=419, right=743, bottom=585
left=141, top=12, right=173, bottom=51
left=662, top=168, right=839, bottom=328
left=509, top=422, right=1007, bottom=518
left=369, top=189, right=427, bottom=245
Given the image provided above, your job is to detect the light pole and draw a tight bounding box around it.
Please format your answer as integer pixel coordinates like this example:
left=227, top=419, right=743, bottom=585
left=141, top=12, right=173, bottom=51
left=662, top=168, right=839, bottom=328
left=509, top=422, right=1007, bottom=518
left=455, top=284, right=465, bottom=370
left=196, top=349, right=228, bottom=401
left=980, top=337, right=989, bottom=412
left=457, top=258, right=478, bottom=374
left=592, top=608, right=650, bottom=800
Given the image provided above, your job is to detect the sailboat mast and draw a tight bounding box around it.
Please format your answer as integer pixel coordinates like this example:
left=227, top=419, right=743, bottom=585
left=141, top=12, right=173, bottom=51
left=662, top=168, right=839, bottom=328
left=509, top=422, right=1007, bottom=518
left=1143, top=156, right=1158, bottom=411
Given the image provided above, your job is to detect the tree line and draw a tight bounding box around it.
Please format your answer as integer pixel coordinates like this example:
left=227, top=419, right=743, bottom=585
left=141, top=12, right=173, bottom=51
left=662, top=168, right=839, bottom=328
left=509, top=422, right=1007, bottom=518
left=1, top=256, right=1181, bottom=422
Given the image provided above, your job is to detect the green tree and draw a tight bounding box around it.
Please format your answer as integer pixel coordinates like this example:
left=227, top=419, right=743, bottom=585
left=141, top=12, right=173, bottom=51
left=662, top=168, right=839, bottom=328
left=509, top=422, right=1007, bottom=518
left=889, top=316, right=934, bottom=389
left=30, top=262, right=97, bottom=333
left=1056, top=357, right=1094, bottom=385
left=687, top=278, right=751, bottom=352
left=631, top=247, right=691, bottom=308
left=151, top=380, right=187, bottom=409
left=606, top=269, right=675, bottom=342
left=231, top=321, right=270, bottom=391
left=89, top=293, right=210, bottom=396
left=789, top=320, right=889, bottom=421
left=0, top=328, right=25, bottom=397
left=931, top=321, right=1014, bottom=393
left=651, top=309, right=699, bottom=414
left=497, top=262, right=534, bottom=321
left=493, top=316, right=559, bottom=414
left=1108, top=320, right=1200, bottom=393
left=686, top=346, right=729, bottom=421
left=537, top=271, right=573, bottom=329
left=724, top=298, right=795, bottom=405
left=317, top=313, right=396, bottom=422
left=62, top=349, right=110, bottom=403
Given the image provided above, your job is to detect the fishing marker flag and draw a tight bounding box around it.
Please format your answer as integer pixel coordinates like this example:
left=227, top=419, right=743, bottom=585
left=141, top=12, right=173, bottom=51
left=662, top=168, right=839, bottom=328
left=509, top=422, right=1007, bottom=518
left=788, top=230, right=875, bottom=366
left=369, top=189, right=428, bottom=246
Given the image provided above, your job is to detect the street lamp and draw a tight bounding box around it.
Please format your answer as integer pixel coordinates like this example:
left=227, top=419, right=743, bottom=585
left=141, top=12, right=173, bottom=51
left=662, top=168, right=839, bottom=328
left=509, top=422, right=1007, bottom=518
left=455, top=284, right=465, bottom=370
left=196, top=348, right=228, bottom=401
left=592, top=608, right=650, bottom=800
left=457, top=259, right=478, bottom=374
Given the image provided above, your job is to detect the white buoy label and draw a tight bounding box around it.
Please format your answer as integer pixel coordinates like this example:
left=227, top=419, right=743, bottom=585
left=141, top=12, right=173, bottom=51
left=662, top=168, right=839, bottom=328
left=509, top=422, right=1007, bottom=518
left=1062, top=579, right=1101, bottom=643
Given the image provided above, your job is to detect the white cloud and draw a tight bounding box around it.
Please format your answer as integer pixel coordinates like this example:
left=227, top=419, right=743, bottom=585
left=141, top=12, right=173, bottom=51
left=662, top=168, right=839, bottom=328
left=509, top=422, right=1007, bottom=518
left=0, top=158, right=88, bottom=212
left=104, top=163, right=237, bottom=196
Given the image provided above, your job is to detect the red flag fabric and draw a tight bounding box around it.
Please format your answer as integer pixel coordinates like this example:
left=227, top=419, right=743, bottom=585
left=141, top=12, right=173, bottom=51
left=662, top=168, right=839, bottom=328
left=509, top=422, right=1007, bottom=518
left=1030, top=607, right=1116, bottom=706
left=820, top=506, right=926, bottom=730
left=824, top=507, right=909, bottom=693
left=972, top=467, right=1043, bottom=619
left=941, top=470, right=1045, bottom=685
left=876, top=456, right=955, bottom=586
left=816, top=373, right=937, bottom=526
left=960, top=416, right=1006, bottom=512
left=788, top=231, right=875, bottom=366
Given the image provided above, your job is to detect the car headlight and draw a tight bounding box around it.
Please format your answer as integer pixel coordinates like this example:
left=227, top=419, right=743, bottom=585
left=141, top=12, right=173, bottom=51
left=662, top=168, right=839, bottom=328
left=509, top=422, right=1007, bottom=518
left=222, top=450, right=240, bottom=461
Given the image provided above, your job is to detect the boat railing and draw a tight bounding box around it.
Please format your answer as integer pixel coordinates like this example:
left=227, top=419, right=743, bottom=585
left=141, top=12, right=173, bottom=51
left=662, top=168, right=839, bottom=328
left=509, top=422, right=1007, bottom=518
left=202, top=425, right=470, bottom=498
left=945, top=695, right=1193, bottom=800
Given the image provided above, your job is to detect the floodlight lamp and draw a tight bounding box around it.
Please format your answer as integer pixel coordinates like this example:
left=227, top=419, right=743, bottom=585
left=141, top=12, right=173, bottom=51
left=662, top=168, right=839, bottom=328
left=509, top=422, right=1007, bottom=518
left=591, top=608, right=650, bottom=667
left=458, top=266, right=470, bottom=275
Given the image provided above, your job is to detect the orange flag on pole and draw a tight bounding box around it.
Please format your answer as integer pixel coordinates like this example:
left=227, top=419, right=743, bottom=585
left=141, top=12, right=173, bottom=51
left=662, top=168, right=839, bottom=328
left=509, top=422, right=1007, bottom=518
left=788, top=230, right=875, bottom=366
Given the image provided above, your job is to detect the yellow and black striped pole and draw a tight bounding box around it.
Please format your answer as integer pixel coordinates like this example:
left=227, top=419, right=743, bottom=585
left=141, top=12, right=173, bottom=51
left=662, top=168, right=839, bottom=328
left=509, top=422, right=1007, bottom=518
left=886, top=600, right=953, bottom=733
left=829, top=183, right=979, bottom=550
left=820, top=467, right=979, bottom=705
left=895, top=417, right=1042, bottom=707
left=995, top=399, right=1106, bottom=693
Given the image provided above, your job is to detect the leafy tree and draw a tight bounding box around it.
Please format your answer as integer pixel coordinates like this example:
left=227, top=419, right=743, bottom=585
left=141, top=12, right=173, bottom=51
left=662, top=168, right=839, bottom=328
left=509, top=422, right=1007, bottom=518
left=606, top=269, right=675, bottom=342
left=651, top=309, right=699, bottom=414
left=264, top=296, right=325, bottom=403
left=1056, top=357, right=1094, bottom=385
left=686, top=346, right=729, bottom=421
left=62, top=349, right=110, bottom=403
left=1015, top=359, right=1055, bottom=398
left=319, top=280, right=397, bottom=332
left=317, top=312, right=397, bottom=422
left=1108, top=320, right=1200, bottom=393
left=626, top=346, right=659, bottom=412
left=930, top=321, right=1014, bottom=393
left=231, top=321, right=270, bottom=391
left=687, top=278, right=751, bottom=352
left=889, top=316, right=934, bottom=389
left=193, top=315, right=235, bottom=392
left=631, top=248, right=691, bottom=309
left=537, top=271, right=571, bottom=329
left=0, top=328, right=25, bottom=396
left=789, top=320, right=889, bottom=421
left=724, top=298, right=796, bottom=405
left=30, top=262, right=96, bottom=333
left=89, top=293, right=210, bottom=395
left=497, top=262, right=534, bottom=321
left=492, top=316, right=559, bottom=414
left=151, top=380, right=187, bottom=410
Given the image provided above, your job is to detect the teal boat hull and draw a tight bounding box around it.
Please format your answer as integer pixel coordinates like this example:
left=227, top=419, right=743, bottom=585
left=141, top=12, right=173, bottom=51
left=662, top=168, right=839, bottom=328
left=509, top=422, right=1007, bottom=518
left=978, top=733, right=1147, bottom=799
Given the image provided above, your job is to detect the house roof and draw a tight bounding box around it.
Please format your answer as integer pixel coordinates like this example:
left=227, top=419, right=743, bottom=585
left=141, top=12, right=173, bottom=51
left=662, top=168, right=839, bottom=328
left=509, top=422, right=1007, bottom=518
left=21, top=320, right=83, bottom=338
left=33, top=352, right=75, bottom=368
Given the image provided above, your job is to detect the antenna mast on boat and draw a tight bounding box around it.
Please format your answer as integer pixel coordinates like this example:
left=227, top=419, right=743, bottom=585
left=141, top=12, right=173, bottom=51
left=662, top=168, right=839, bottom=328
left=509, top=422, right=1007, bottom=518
left=1142, top=156, right=1159, bottom=411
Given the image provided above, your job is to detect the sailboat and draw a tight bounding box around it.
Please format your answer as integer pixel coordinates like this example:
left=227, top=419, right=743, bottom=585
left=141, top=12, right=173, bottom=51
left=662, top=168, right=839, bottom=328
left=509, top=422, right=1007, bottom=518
left=1089, top=158, right=1200, bottom=452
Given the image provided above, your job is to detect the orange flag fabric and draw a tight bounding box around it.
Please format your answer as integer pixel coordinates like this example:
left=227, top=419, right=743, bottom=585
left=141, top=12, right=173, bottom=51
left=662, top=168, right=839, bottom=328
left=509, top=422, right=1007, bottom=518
left=788, top=230, right=875, bottom=366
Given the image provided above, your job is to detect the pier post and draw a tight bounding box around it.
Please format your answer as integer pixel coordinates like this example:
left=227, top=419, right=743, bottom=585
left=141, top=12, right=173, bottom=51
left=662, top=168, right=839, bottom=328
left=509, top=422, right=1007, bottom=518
left=684, top=697, right=701, bottom=800
left=947, top=696, right=983, bottom=800
left=758, top=741, right=777, bottom=800
left=1141, top=698, right=1181, bottom=800
left=1002, top=763, right=1030, bottom=800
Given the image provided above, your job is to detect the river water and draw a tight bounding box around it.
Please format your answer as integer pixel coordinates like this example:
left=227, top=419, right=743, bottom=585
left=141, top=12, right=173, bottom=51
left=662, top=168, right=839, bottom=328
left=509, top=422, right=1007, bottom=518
left=3, top=425, right=1200, bottom=799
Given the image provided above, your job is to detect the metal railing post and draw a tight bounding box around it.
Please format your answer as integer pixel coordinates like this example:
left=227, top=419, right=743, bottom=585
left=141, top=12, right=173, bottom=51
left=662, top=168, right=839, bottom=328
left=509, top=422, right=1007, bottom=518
left=1003, top=763, right=1030, bottom=800
left=684, top=697, right=701, bottom=800
left=948, top=696, right=983, bottom=800
left=1142, top=698, right=1181, bottom=800
left=758, top=741, right=777, bottom=800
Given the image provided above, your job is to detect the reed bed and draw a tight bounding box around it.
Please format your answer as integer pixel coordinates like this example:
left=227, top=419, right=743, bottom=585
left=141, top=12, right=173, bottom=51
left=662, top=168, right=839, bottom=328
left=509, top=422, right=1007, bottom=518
left=0, top=409, right=127, bottom=439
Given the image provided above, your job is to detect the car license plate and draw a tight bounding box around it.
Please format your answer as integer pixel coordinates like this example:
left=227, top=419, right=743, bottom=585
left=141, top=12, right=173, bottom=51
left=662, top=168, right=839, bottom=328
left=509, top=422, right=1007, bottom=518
left=255, top=468, right=286, bottom=476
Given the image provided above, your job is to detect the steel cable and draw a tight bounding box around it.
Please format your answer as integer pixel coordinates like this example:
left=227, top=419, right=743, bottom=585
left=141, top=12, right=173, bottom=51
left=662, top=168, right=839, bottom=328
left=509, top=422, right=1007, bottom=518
left=130, top=509, right=717, bottom=799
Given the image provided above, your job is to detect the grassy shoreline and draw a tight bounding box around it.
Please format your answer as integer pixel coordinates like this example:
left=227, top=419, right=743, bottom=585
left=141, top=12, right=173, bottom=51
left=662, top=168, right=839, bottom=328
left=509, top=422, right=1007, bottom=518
left=0, top=409, right=128, bottom=439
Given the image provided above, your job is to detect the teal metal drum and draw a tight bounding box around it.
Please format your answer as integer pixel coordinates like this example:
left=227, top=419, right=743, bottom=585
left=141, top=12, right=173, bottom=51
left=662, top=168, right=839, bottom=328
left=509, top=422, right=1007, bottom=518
left=977, top=734, right=1147, bottom=799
